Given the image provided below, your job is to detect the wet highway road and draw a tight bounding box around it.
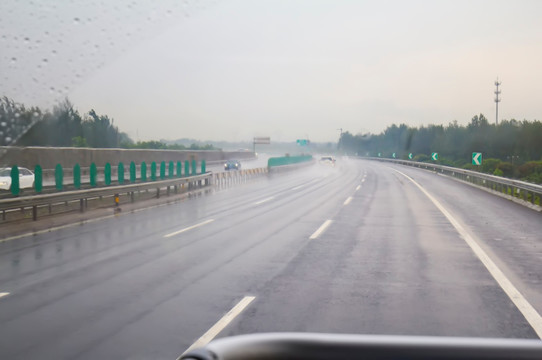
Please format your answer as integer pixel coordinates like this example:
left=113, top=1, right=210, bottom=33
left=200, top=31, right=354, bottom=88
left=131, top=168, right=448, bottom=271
left=0, top=158, right=541, bottom=359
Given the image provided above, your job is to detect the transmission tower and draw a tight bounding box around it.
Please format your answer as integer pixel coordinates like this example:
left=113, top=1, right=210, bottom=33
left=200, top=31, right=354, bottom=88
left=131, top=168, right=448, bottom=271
left=494, top=78, right=501, bottom=125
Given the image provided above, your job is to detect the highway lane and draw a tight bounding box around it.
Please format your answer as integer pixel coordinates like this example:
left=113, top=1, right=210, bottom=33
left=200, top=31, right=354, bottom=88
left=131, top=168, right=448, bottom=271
left=0, top=158, right=540, bottom=359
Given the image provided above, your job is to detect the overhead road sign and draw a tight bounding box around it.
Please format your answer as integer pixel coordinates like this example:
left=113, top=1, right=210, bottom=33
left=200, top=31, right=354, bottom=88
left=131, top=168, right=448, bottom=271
left=431, top=153, right=438, bottom=161
left=296, top=139, right=310, bottom=146
left=472, top=152, right=482, bottom=166
left=253, top=137, right=270, bottom=144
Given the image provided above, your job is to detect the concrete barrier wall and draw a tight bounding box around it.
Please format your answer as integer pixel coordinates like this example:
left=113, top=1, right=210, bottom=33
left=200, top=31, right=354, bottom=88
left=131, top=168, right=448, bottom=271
left=0, top=147, right=254, bottom=169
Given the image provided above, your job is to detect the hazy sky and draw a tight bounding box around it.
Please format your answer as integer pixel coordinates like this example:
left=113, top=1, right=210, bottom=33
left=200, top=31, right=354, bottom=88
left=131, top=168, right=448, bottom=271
left=2, top=0, right=542, bottom=142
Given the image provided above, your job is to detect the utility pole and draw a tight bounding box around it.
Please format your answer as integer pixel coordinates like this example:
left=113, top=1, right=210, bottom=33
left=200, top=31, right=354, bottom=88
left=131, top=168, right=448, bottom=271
left=494, top=78, right=501, bottom=125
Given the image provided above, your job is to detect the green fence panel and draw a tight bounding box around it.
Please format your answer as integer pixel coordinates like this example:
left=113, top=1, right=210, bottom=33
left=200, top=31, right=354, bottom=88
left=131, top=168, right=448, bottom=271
left=105, top=163, right=111, bottom=186
left=73, top=163, right=81, bottom=189
left=141, top=162, right=147, bottom=182
left=118, top=162, right=125, bottom=184
left=34, top=165, right=42, bottom=193
left=185, top=161, right=190, bottom=177
left=177, top=161, right=182, bottom=178
left=151, top=162, right=157, bottom=181
left=160, top=161, right=166, bottom=180
left=10, top=165, right=19, bottom=196
left=267, top=155, right=313, bottom=167
left=90, top=163, right=97, bottom=187
left=201, top=160, right=206, bottom=174
left=168, top=161, right=174, bottom=178
left=55, top=164, right=63, bottom=191
left=130, top=161, right=136, bottom=183
left=191, top=160, right=197, bottom=175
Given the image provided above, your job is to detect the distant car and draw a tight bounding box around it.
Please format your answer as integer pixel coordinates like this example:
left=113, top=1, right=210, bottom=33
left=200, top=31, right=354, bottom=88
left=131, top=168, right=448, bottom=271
left=0, top=167, right=35, bottom=190
left=319, top=156, right=336, bottom=166
left=224, top=160, right=241, bottom=171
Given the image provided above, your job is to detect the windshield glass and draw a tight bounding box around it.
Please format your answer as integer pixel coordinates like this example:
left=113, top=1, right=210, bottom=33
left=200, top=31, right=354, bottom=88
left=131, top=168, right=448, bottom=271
left=1, top=1, right=541, bottom=359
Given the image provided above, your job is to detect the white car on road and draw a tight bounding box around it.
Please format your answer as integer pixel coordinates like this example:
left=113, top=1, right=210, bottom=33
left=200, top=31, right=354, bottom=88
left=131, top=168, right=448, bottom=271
left=0, top=167, right=35, bottom=190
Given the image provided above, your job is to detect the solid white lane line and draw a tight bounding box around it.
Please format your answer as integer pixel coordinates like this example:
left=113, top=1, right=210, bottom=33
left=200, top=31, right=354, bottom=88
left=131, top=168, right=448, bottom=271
left=343, top=196, right=353, bottom=205
left=310, top=220, right=333, bottom=239
left=0, top=292, right=9, bottom=299
left=356, top=185, right=361, bottom=191
left=164, top=219, right=215, bottom=238
left=393, top=168, right=542, bottom=338
left=183, top=296, right=255, bottom=354
left=254, top=196, right=274, bottom=205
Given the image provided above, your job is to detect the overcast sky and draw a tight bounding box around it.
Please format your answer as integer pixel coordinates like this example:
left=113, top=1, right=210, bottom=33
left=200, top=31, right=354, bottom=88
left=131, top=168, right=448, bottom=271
left=1, top=0, right=542, bottom=142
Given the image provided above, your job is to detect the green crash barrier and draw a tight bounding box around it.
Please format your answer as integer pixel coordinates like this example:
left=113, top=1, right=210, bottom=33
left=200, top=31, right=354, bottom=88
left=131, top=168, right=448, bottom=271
left=73, top=163, right=81, bottom=189
left=10, top=165, right=19, bottom=196
left=267, top=155, right=313, bottom=167
left=55, top=164, right=63, bottom=191
left=191, top=160, right=197, bottom=175
left=90, top=163, right=97, bottom=187
left=201, top=160, right=206, bottom=174
left=141, top=161, right=147, bottom=182
left=184, top=161, right=190, bottom=177
left=160, top=161, right=166, bottom=180
left=168, top=161, right=174, bottom=178
left=118, top=162, right=125, bottom=184
left=151, top=161, right=157, bottom=181
left=34, top=165, right=42, bottom=193
left=130, top=161, right=136, bottom=183
left=177, top=161, right=182, bottom=178
left=105, top=163, right=111, bottom=186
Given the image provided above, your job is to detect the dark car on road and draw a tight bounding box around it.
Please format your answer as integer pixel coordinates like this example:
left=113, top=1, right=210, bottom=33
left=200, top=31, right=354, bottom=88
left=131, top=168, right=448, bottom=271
left=224, top=160, right=241, bottom=171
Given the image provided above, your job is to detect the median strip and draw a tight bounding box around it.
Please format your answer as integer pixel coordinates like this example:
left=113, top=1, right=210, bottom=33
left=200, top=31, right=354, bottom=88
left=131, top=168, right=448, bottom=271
left=310, top=219, right=333, bottom=239
left=393, top=168, right=542, bottom=339
left=164, top=219, right=215, bottom=238
left=183, top=296, right=255, bottom=355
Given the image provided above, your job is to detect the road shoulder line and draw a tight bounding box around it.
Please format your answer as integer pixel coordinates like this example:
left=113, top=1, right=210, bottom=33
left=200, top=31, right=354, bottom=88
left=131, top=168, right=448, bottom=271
left=392, top=168, right=542, bottom=338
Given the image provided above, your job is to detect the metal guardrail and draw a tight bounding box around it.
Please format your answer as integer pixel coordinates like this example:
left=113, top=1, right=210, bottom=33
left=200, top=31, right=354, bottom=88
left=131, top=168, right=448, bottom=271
left=369, top=158, right=542, bottom=206
left=0, top=173, right=212, bottom=221
left=0, top=167, right=270, bottom=222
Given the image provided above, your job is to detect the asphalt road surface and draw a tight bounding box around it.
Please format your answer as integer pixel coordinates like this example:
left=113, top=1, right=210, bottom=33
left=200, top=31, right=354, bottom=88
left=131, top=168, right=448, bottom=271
left=0, top=158, right=541, bottom=359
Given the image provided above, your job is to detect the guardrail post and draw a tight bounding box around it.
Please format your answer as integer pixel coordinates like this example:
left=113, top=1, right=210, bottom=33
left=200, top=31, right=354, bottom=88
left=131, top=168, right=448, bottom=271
left=160, top=161, right=166, bottom=180
left=105, top=163, right=111, bottom=186
left=10, top=165, right=20, bottom=196
left=55, top=164, right=63, bottom=191
left=141, top=161, right=147, bottom=182
left=118, top=162, right=125, bottom=184
left=177, top=161, right=182, bottom=177
left=90, top=163, right=97, bottom=187
left=74, top=163, right=81, bottom=189
left=151, top=162, right=157, bottom=181
left=168, top=161, right=174, bottom=178
left=34, top=165, right=42, bottom=193
left=33, top=205, right=37, bottom=220
left=185, top=161, right=190, bottom=177
left=80, top=198, right=84, bottom=213
left=130, top=161, right=136, bottom=183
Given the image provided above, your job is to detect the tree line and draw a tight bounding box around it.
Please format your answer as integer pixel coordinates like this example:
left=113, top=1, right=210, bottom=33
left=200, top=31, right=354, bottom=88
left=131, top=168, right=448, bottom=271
left=0, top=97, right=217, bottom=150
left=339, top=114, right=542, bottom=183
